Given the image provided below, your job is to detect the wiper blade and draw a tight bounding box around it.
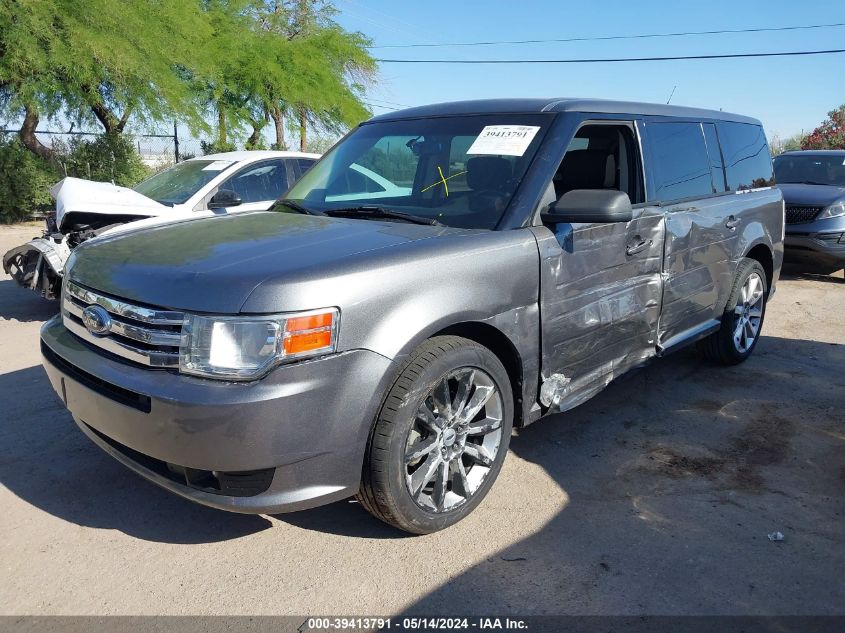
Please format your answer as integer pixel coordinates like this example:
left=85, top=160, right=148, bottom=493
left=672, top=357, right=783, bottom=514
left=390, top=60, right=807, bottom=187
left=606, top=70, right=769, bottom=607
left=324, top=206, right=443, bottom=226
left=273, top=199, right=323, bottom=215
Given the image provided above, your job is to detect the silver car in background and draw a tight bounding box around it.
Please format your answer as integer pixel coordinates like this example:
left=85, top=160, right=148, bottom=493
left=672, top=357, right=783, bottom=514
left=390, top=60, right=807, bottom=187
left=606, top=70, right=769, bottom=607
left=40, top=99, right=783, bottom=533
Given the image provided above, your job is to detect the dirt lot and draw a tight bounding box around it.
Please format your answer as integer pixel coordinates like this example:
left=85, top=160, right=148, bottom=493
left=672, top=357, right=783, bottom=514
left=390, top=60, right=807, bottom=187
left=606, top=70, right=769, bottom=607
left=0, top=223, right=843, bottom=616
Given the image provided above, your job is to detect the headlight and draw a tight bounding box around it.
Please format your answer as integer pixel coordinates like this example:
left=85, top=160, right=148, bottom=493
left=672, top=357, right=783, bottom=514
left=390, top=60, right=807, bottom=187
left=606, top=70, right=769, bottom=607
left=179, top=308, right=339, bottom=381
left=817, top=201, right=845, bottom=220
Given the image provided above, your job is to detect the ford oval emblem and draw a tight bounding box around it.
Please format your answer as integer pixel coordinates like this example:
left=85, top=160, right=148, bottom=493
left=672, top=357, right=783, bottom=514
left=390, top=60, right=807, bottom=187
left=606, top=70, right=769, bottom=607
left=81, top=305, right=112, bottom=336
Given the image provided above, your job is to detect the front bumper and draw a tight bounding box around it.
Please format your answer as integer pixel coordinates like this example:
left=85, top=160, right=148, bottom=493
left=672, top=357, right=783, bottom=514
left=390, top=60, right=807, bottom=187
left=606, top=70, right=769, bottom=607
left=40, top=315, right=395, bottom=514
left=784, top=216, right=845, bottom=272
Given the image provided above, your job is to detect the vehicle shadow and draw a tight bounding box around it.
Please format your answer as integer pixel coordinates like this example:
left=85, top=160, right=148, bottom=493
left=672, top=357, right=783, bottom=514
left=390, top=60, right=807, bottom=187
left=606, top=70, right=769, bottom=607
left=392, top=335, right=845, bottom=615
left=780, top=269, right=845, bottom=284
left=0, top=279, right=59, bottom=322
left=2, top=334, right=843, bottom=585
left=282, top=336, right=844, bottom=613
left=0, top=364, right=273, bottom=543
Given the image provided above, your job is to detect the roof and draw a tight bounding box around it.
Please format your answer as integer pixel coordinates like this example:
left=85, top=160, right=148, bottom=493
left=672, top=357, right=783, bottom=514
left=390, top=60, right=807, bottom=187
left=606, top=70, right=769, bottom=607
left=192, top=150, right=321, bottom=162
left=778, top=149, right=845, bottom=156
left=369, top=98, right=760, bottom=125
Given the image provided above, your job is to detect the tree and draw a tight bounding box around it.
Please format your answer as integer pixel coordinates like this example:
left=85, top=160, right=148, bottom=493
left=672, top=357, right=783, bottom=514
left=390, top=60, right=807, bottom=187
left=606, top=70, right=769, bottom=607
left=0, top=0, right=222, bottom=158
left=244, top=0, right=375, bottom=150
left=769, top=132, right=805, bottom=156
left=1, top=0, right=375, bottom=160
left=802, top=104, right=845, bottom=150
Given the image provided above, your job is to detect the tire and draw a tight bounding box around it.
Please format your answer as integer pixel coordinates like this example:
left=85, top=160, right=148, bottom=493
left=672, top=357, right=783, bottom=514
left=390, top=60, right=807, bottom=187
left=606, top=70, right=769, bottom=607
left=357, top=336, right=514, bottom=534
left=697, top=258, right=768, bottom=365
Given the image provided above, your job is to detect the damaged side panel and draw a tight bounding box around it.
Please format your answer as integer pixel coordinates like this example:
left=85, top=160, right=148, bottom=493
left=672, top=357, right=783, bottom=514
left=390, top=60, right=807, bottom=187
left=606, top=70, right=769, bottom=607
left=530, top=207, right=665, bottom=413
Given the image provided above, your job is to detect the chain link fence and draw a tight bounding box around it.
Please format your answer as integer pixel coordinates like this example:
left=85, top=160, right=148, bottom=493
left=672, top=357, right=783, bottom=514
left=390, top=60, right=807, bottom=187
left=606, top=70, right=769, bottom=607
left=0, top=126, right=207, bottom=222
left=1, top=128, right=205, bottom=173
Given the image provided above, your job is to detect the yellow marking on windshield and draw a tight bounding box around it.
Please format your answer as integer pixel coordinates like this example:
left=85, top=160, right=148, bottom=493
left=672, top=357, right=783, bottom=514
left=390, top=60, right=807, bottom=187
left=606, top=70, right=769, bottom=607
left=420, top=168, right=468, bottom=196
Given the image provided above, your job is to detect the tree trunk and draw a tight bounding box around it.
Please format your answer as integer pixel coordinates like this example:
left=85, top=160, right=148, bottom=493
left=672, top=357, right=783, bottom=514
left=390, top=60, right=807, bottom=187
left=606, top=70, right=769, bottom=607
left=271, top=106, right=287, bottom=150
left=18, top=105, right=54, bottom=161
left=116, top=106, right=132, bottom=133
left=89, top=102, right=132, bottom=134
left=299, top=107, right=307, bottom=152
left=217, top=100, right=227, bottom=145
left=246, top=125, right=261, bottom=149
left=91, top=101, right=118, bottom=133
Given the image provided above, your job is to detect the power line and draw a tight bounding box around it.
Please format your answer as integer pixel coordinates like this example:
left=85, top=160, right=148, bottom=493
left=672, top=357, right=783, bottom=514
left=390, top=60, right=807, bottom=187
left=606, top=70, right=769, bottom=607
left=363, top=101, right=401, bottom=111
left=366, top=97, right=413, bottom=108
left=369, top=21, right=845, bottom=49
left=376, top=48, right=845, bottom=64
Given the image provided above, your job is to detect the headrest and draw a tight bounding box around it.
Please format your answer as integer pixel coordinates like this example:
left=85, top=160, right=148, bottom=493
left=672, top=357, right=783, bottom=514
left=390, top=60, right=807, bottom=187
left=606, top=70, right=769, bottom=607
left=556, top=149, right=616, bottom=192
left=466, top=156, right=512, bottom=191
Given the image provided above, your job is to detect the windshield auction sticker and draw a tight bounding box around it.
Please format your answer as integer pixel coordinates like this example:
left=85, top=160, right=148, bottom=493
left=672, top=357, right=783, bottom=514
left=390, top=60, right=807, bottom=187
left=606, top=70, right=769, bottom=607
left=467, top=125, right=541, bottom=156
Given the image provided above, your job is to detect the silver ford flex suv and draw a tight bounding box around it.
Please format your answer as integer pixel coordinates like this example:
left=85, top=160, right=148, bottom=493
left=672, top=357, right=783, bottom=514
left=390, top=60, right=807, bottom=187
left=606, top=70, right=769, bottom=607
left=41, top=99, right=784, bottom=534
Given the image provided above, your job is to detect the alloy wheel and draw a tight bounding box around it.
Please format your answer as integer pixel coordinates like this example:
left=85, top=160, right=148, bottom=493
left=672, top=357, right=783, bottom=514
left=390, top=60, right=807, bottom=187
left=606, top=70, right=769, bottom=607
left=733, top=271, right=765, bottom=353
left=403, top=368, right=503, bottom=513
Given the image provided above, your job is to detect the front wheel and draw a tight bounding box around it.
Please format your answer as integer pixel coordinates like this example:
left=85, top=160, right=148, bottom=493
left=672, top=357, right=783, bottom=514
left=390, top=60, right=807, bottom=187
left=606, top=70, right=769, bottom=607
left=357, top=336, right=513, bottom=534
left=698, top=258, right=768, bottom=364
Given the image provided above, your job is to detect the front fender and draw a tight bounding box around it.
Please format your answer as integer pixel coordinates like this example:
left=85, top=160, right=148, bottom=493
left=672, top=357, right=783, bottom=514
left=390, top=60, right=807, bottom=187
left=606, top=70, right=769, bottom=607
left=241, top=227, right=543, bottom=417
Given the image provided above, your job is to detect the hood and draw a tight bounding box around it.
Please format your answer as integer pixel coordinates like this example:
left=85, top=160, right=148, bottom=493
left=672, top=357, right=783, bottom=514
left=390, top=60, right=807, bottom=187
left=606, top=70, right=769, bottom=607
left=51, top=177, right=169, bottom=230
left=777, top=182, right=845, bottom=207
left=68, top=211, right=465, bottom=313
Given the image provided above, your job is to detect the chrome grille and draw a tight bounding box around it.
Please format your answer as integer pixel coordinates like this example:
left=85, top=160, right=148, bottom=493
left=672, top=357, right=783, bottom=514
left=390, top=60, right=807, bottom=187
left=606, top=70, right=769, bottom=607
left=785, top=205, right=822, bottom=225
left=62, top=280, right=183, bottom=368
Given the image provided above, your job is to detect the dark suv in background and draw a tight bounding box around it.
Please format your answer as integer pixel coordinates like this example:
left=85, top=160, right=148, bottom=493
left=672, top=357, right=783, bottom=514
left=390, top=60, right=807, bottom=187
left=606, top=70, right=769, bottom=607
left=774, top=150, right=845, bottom=276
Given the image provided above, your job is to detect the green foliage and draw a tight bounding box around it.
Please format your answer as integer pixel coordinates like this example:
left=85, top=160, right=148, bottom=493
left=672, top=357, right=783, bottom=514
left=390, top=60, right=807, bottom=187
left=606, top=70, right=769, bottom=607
left=1, top=1, right=376, bottom=156
left=203, top=0, right=375, bottom=146
left=0, top=0, right=221, bottom=133
left=357, top=146, right=418, bottom=186
left=0, top=133, right=151, bottom=223
left=802, top=104, right=845, bottom=150
left=0, top=137, right=57, bottom=223
left=770, top=132, right=806, bottom=156
left=58, top=134, right=151, bottom=185
left=200, top=140, right=238, bottom=155
left=304, top=133, right=340, bottom=154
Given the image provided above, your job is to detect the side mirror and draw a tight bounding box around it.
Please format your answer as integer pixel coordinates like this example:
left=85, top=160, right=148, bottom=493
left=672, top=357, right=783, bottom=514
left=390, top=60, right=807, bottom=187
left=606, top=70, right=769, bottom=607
left=208, top=189, right=242, bottom=210
left=540, top=189, right=633, bottom=224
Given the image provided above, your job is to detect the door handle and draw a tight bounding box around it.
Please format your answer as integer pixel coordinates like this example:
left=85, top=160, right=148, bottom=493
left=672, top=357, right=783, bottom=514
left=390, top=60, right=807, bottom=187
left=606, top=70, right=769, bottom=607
left=725, top=216, right=739, bottom=230
left=626, top=238, right=653, bottom=256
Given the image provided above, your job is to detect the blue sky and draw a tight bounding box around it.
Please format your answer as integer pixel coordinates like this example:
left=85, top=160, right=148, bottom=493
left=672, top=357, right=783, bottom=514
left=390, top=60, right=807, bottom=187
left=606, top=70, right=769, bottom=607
left=335, top=0, right=845, bottom=139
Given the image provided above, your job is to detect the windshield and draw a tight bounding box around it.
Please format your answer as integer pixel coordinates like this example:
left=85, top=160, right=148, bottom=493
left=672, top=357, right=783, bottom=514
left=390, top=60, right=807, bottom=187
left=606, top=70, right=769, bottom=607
left=278, top=114, right=551, bottom=229
left=133, top=159, right=236, bottom=205
left=774, top=154, right=845, bottom=187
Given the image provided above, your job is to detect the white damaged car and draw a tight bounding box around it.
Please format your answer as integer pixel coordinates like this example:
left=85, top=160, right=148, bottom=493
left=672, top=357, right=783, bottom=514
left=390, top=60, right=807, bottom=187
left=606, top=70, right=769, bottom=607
left=3, top=150, right=320, bottom=299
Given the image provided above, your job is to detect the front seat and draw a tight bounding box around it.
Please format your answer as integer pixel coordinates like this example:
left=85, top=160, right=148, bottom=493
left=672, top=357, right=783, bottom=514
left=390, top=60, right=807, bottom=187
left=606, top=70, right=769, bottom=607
left=554, top=149, right=617, bottom=198
left=466, top=156, right=512, bottom=213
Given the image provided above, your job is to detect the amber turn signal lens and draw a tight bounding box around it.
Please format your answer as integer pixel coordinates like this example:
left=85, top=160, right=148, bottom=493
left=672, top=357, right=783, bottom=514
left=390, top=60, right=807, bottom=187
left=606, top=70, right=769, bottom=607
left=285, top=312, right=334, bottom=332
left=284, top=330, right=333, bottom=354
left=283, top=310, right=336, bottom=355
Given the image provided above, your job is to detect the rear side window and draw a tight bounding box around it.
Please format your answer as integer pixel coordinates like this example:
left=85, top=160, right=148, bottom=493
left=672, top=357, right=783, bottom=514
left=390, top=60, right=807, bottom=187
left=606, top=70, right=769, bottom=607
left=702, top=123, right=727, bottom=192
left=222, top=159, right=289, bottom=203
left=647, top=122, right=713, bottom=202
left=717, top=122, right=775, bottom=191
left=297, top=158, right=316, bottom=174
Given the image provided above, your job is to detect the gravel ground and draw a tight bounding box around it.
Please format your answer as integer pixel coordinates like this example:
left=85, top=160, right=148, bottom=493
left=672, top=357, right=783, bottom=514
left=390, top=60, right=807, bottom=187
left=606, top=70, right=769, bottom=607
left=0, top=224, right=843, bottom=616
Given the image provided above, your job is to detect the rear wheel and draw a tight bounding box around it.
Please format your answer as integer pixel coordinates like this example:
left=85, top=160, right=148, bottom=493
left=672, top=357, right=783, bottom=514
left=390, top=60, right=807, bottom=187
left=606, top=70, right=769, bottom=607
left=698, top=258, right=768, bottom=365
left=357, top=336, right=513, bottom=534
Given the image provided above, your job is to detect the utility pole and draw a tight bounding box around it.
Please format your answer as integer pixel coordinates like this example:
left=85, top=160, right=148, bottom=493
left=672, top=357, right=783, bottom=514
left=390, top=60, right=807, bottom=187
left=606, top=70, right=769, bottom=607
left=173, top=121, right=180, bottom=163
